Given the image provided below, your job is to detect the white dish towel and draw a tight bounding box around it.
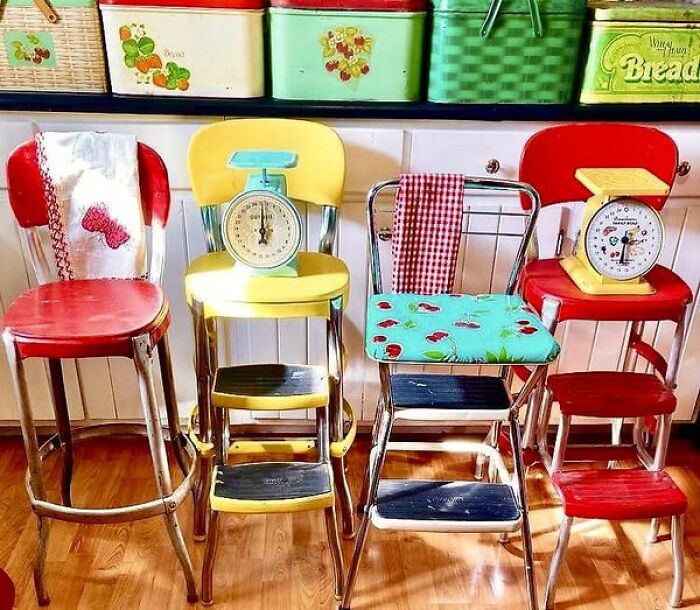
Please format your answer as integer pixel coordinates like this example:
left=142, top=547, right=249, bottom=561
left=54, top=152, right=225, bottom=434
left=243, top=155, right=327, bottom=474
left=36, top=131, right=147, bottom=281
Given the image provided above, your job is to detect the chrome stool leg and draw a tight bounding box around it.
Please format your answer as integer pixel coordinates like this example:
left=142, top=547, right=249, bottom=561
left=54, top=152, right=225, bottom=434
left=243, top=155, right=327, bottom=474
left=201, top=510, right=220, bottom=606
left=475, top=422, right=496, bottom=481
left=192, top=304, right=216, bottom=541
left=325, top=504, right=344, bottom=600
left=133, top=335, right=198, bottom=603
left=158, top=335, right=190, bottom=478
left=511, top=417, right=538, bottom=610
left=48, top=358, right=74, bottom=508
left=357, top=396, right=383, bottom=513
left=329, top=296, right=355, bottom=539
left=669, top=514, right=685, bottom=608
left=341, top=406, right=393, bottom=610
left=3, top=331, right=50, bottom=605
left=544, top=517, right=573, bottom=610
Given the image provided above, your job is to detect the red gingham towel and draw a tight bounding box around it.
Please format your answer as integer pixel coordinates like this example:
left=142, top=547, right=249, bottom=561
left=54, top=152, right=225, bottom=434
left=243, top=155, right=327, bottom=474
left=391, top=173, right=464, bottom=294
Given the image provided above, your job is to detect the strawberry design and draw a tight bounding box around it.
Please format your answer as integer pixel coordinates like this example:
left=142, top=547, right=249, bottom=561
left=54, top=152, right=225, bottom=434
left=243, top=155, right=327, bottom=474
left=426, top=331, right=449, bottom=343
left=519, top=327, right=538, bottom=335
left=417, top=302, right=441, bottom=313
left=376, top=300, right=392, bottom=310
left=385, top=344, right=402, bottom=359
left=372, top=335, right=387, bottom=343
left=319, top=26, right=373, bottom=85
left=81, top=204, right=131, bottom=250
left=377, top=319, right=399, bottom=329
left=516, top=320, right=531, bottom=326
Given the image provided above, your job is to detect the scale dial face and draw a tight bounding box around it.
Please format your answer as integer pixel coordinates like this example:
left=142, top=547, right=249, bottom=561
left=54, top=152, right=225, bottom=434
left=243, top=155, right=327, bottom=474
left=222, top=190, right=302, bottom=269
left=584, top=198, right=664, bottom=281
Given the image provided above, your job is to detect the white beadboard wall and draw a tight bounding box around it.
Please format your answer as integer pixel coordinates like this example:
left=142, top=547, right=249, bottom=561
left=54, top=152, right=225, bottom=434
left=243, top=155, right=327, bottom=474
left=0, top=115, right=699, bottom=426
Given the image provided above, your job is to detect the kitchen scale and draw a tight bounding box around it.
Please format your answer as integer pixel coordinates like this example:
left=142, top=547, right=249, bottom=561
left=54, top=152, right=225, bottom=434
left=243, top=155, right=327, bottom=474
left=221, top=150, right=302, bottom=278
left=560, top=167, right=669, bottom=295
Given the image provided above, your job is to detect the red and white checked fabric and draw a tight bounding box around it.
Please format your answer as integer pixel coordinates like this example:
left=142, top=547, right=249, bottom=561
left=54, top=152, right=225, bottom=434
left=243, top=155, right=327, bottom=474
left=391, top=173, right=464, bottom=294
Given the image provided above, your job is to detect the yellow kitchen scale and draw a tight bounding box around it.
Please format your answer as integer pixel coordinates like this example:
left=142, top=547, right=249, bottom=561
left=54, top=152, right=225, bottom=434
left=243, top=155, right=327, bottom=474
left=560, top=167, right=670, bottom=295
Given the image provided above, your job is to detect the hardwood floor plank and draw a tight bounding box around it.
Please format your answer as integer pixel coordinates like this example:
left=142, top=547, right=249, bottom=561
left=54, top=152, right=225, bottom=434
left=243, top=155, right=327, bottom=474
left=0, top=436, right=699, bottom=609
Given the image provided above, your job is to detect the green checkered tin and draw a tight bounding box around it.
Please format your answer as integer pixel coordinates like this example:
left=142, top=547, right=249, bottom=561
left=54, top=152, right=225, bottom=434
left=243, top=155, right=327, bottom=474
left=581, top=1, right=700, bottom=104
left=428, top=0, right=586, bottom=104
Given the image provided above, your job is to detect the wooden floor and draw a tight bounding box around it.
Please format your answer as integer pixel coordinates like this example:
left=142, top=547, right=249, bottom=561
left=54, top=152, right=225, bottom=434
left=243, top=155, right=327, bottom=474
left=2, top=435, right=700, bottom=609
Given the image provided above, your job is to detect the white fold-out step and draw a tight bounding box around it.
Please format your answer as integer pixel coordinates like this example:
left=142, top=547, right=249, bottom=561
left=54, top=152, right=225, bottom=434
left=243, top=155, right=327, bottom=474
left=370, top=479, right=522, bottom=533
left=391, top=374, right=511, bottom=422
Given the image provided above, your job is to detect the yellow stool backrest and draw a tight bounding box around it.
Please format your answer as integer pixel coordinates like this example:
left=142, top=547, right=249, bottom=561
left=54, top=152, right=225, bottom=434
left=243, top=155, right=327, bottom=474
left=187, top=118, right=345, bottom=207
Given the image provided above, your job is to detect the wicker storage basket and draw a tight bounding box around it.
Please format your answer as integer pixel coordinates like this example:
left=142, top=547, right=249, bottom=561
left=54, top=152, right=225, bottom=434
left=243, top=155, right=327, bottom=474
left=0, top=0, right=108, bottom=92
left=428, top=0, right=586, bottom=104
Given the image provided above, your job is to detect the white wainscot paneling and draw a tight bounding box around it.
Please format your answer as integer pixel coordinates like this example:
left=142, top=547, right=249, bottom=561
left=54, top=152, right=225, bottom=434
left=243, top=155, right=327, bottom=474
left=1, top=117, right=700, bottom=426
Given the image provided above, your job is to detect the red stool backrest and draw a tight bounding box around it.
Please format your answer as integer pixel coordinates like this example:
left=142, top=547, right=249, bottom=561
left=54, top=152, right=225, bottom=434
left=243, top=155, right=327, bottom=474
left=519, top=123, right=679, bottom=212
left=6, top=140, right=171, bottom=228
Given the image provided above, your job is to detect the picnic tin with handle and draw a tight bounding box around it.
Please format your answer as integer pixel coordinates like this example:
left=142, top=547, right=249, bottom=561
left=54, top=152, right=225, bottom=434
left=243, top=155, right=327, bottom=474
left=0, top=0, right=108, bottom=92
left=99, top=0, right=265, bottom=97
left=581, top=0, right=700, bottom=104
left=269, top=0, right=426, bottom=102
left=428, top=0, right=587, bottom=104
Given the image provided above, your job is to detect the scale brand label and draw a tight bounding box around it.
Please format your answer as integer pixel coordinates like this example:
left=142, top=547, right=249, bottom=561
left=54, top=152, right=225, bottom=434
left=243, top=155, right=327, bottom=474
left=581, top=24, right=700, bottom=102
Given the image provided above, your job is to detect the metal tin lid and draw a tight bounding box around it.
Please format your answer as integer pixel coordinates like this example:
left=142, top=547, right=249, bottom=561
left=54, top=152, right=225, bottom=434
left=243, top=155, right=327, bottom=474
left=590, top=0, right=700, bottom=22
left=100, top=0, right=265, bottom=8
left=431, top=0, right=585, bottom=14
left=271, top=0, right=426, bottom=11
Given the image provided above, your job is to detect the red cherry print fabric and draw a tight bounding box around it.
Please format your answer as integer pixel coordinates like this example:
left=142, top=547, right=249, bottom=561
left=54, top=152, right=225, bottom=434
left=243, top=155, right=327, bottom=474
left=365, top=293, right=560, bottom=364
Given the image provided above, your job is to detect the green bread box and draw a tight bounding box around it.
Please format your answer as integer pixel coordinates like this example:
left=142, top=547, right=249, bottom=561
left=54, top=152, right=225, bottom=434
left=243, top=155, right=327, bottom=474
left=581, top=1, right=700, bottom=103
left=428, top=0, right=587, bottom=104
left=269, top=0, right=426, bottom=101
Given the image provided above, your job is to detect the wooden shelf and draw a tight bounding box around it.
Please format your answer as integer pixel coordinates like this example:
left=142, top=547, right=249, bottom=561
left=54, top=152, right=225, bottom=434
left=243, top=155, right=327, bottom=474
left=1, top=92, right=700, bottom=121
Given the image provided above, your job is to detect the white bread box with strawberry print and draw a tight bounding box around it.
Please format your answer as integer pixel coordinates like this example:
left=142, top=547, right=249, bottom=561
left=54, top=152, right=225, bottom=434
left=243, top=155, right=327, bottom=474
left=269, top=0, right=426, bottom=101
left=99, top=0, right=264, bottom=97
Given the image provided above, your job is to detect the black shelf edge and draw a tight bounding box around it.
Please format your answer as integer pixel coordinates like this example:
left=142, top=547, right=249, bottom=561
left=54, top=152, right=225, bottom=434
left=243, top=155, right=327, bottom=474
left=1, top=92, right=700, bottom=121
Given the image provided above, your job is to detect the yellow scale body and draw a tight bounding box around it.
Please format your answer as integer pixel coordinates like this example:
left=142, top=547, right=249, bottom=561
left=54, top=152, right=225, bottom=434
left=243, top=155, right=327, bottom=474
left=560, top=167, right=670, bottom=295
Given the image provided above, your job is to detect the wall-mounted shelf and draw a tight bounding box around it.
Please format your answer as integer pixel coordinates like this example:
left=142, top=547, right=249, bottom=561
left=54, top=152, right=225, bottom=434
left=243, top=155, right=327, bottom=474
left=1, top=92, right=700, bottom=121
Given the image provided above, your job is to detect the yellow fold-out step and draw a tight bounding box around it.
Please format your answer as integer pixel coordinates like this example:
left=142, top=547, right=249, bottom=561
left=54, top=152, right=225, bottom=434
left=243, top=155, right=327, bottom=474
left=212, top=364, right=328, bottom=411
left=210, top=462, right=334, bottom=513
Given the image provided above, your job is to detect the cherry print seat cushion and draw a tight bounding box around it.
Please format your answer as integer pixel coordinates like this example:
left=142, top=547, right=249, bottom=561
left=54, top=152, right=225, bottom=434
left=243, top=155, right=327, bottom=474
left=365, top=293, right=560, bottom=365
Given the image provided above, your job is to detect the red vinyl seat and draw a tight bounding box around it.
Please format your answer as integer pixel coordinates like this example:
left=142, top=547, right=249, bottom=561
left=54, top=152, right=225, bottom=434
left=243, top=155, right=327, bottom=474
left=519, top=259, right=692, bottom=323
left=1, top=279, right=169, bottom=359
left=548, top=372, right=676, bottom=418
left=553, top=469, right=687, bottom=520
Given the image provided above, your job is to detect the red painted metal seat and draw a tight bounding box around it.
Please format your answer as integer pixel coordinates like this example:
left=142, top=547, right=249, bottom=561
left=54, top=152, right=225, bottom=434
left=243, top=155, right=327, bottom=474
left=2, top=279, right=169, bottom=359
left=519, top=259, right=691, bottom=324
left=548, top=372, right=676, bottom=418
left=553, top=469, right=687, bottom=521
left=2, top=139, right=197, bottom=605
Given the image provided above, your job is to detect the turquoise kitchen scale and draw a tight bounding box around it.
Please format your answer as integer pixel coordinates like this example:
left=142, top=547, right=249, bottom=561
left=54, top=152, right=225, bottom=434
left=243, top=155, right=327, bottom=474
left=221, top=150, right=303, bottom=278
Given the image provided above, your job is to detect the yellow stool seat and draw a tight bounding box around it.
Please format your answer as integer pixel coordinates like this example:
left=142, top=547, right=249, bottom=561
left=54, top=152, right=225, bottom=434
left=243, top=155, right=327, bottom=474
left=185, top=251, right=349, bottom=319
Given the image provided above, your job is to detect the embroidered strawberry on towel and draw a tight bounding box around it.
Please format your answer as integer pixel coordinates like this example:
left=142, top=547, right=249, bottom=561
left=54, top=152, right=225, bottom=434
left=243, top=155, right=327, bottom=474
left=81, top=204, right=131, bottom=250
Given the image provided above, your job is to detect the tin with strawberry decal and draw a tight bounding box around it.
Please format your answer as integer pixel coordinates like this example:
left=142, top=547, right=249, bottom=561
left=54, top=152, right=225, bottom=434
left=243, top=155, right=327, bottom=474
left=0, top=0, right=107, bottom=92
left=99, top=0, right=264, bottom=97
left=270, top=0, right=426, bottom=101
